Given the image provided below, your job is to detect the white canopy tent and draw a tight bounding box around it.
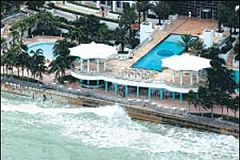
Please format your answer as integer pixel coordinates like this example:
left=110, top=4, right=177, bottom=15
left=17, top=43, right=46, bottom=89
left=69, top=41, right=118, bottom=59
left=161, top=54, right=211, bottom=85
left=69, top=42, right=118, bottom=73
left=161, top=54, right=211, bottom=71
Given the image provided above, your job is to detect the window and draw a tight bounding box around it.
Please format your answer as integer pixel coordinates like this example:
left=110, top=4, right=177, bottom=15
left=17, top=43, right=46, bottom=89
left=100, top=1, right=105, bottom=5
left=107, top=1, right=111, bottom=6
left=117, top=2, right=121, bottom=8
left=122, top=2, right=130, bottom=9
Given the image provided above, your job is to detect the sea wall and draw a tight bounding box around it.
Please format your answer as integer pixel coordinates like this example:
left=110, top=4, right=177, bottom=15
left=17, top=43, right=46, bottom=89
left=124, top=106, right=239, bottom=138
left=1, top=83, right=239, bottom=138
left=1, top=83, right=112, bottom=107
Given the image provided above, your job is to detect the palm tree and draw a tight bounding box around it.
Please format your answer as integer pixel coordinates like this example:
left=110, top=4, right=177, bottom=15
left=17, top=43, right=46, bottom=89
left=151, top=1, right=171, bottom=25
left=97, top=23, right=110, bottom=43
left=119, top=5, right=137, bottom=49
left=231, top=96, right=239, bottom=118
left=68, top=28, right=84, bottom=45
left=53, top=39, right=75, bottom=57
left=30, top=49, right=44, bottom=79
left=4, top=48, right=17, bottom=76
left=190, top=39, right=205, bottom=56
left=114, top=25, right=128, bottom=53
left=49, top=39, right=76, bottom=80
left=10, top=29, right=20, bottom=45
left=178, top=34, right=194, bottom=52
left=201, top=45, right=220, bottom=59
left=136, top=1, right=152, bottom=26
left=26, top=1, right=45, bottom=11
left=36, top=62, right=47, bottom=81
left=186, top=90, right=198, bottom=114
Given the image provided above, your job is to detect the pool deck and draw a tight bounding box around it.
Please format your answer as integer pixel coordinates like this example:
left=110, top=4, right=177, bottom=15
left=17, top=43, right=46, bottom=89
left=107, top=16, right=218, bottom=83
left=23, top=36, right=64, bottom=45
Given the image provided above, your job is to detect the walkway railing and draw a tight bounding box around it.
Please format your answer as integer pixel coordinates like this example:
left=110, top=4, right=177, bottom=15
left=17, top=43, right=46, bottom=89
left=71, top=68, right=199, bottom=89
left=1, top=76, right=238, bottom=128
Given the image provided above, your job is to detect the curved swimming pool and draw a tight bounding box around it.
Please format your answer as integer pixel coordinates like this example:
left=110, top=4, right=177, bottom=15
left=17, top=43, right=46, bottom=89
left=132, top=34, right=197, bottom=71
left=27, top=42, right=55, bottom=61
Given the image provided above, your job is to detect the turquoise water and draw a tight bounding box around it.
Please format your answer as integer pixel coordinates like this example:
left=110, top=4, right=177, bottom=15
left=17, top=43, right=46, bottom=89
left=1, top=92, right=239, bottom=160
left=132, top=34, right=196, bottom=71
left=233, top=70, right=239, bottom=93
left=28, top=42, right=55, bottom=60
left=234, top=70, right=239, bottom=84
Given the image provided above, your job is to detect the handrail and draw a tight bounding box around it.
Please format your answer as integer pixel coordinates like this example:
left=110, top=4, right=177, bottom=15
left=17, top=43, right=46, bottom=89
left=71, top=68, right=199, bottom=89
left=1, top=76, right=239, bottom=127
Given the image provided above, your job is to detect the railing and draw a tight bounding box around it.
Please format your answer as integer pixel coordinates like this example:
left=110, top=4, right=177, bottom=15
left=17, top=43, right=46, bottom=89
left=71, top=68, right=199, bottom=89
left=1, top=76, right=239, bottom=128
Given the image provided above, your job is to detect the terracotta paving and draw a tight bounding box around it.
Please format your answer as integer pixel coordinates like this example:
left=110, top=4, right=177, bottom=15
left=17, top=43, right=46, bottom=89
left=23, top=36, right=64, bottom=45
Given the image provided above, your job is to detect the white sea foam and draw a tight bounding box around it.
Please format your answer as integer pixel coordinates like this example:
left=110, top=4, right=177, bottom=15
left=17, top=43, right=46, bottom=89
left=1, top=97, right=239, bottom=159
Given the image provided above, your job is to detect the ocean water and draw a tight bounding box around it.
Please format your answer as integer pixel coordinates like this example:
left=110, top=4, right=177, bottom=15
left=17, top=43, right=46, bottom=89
left=1, top=92, right=239, bottom=160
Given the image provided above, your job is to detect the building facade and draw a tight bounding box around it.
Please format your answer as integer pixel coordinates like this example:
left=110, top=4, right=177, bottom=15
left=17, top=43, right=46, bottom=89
left=166, top=1, right=220, bottom=19
left=54, top=1, right=222, bottom=20
left=79, top=1, right=219, bottom=19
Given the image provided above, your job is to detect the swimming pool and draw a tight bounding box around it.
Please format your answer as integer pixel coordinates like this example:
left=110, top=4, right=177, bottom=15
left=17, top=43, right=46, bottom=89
left=28, top=42, right=55, bottom=60
left=233, top=70, right=239, bottom=93
left=132, top=34, right=197, bottom=71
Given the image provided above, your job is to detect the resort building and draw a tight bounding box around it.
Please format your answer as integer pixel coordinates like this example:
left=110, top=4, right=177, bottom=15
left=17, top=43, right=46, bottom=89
left=1, top=1, right=239, bottom=104
left=62, top=1, right=219, bottom=19
left=172, top=1, right=219, bottom=19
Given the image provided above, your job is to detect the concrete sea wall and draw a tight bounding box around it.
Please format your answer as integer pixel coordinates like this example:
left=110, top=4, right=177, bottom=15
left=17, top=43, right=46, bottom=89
left=1, top=83, right=239, bottom=138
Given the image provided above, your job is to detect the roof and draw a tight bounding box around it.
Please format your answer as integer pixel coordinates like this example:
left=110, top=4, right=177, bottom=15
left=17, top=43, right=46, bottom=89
left=161, top=54, right=211, bottom=71
left=69, top=42, right=118, bottom=59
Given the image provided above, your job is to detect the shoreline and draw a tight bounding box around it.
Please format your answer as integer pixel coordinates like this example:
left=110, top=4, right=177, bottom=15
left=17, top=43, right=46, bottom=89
left=1, top=82, right=239, bottom=138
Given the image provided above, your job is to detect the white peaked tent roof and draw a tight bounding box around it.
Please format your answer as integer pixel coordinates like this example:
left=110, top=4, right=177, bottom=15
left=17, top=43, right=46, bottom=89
left=161, top=54, right=211, bottom=71
left=69, top=42, right=118, bottom=59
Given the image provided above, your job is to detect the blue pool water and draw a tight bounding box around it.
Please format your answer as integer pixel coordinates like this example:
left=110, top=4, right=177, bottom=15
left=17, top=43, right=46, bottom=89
left=233, top=70, right=239, bottom=93
left=132, top=34, right=196, bottom=71
left=234, top=70, right=239, bottom=84
left=28, top=42, right=55, bottom=60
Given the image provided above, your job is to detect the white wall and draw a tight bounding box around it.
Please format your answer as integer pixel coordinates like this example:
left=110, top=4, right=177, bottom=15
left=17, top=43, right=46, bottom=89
left=100, top=20, right=119, bottom=30
left=140, top=22, right=153, bottom=43
left=202, top=29, right=214, bottom=48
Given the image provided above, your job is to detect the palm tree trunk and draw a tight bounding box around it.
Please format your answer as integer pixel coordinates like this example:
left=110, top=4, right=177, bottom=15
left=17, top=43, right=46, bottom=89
left=230, top=27, right=233, bottom=38
left=11, top=66, right=14, bottom=75
left=129, top=28, right=134, bottom=49
left=158, top=17, right=161, bottom=25
left=17, top=67, right=20, bottom=77
left=121, top=42, right=124, bottom=53
left=211, top=107, right=213, bottom=119
left=199, top=106, right=202, bottom=116
left=227, top=107, right=229, bottom=121
left=221, top=106, right=224, bottom=119
left=218, top=21, right=222, bottom=32
left=6, top=66, right=8, bottom=74
left=22, top=67, right=24, bottom=77
left=143, top=11, right=146, bottom=21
